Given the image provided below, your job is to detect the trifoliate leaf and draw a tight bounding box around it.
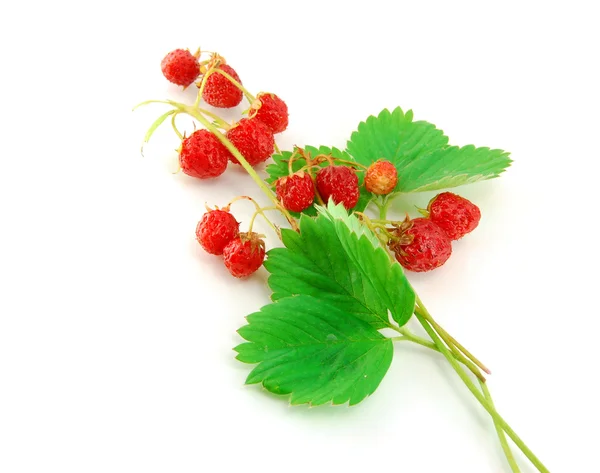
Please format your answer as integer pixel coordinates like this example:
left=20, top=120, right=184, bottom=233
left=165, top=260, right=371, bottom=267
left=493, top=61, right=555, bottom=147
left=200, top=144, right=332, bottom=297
left=346, top=106, right=511, bottom=193
left=235, top=295, right=393, bottom=406
left=265, top=145, right=370, bottom=216
left=265, top=211, right=415, bottom=329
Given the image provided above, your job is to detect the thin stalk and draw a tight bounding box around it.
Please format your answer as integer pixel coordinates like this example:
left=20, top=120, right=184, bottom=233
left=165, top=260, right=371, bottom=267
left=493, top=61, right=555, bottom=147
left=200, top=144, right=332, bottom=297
left=395, top=325, right=485, bottom=382
left=389, top=326, right=483, bottom=380
left=415, top=312, right=549, bottom=473
left=479, top=379, right=522, bottom=473
left=195, top=66, right=217, bottom=107
left=196, top=107, right=230, bottom=129
left=178, top=104, right=298, bottom=232
left=171, top=112, right=183, bottom=140
left=247, top=206, right=279, bottom=235
left=415, top=295, right=491, bottom=375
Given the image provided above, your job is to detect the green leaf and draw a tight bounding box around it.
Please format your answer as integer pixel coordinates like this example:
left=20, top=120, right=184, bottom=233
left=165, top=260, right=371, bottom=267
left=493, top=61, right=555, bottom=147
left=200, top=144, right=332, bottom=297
left=398, top=145, right=512, bottom=192
left=265, top=145, right=371, bottom=216
left=317, top=201, right=381, bottom=249
left=265, top=210, right=415, bottom=329
left=235, top=295, right=393, bottom=406
left=346, top=106, right=511, bottom=193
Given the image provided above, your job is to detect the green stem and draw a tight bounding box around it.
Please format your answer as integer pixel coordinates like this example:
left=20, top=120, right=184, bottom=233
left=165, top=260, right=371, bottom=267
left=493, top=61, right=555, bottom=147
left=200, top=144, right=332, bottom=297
left=479, top=379, right=522, bottom=473
left=196, top=107, right=230, bottom=129
left=414, top=311, right=549, bottom=473
left=171, top=112, right=183, bottom=140
left=372, top=195, right=394, bottom=221
left=247, top=206, right=279, bottom=235
left=178, top=104, right=298, bottom=232
left=195, top=66, right=217, bottom=107
left=415, top=295, right=491, bottom=374
left=395, top=326, right=485, bottom=382
left=390, top=326, right=480, bottom=375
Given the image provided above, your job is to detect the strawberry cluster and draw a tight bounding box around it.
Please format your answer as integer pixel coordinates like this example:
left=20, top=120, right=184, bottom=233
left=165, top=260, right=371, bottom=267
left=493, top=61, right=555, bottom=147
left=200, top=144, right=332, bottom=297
left=387, top=192, right=481, bottom=272
left=152, top=48, right=483, bottom=279
left=196, top=207, right=266, bottom=278
left=161, top=48, right=289, bottom=180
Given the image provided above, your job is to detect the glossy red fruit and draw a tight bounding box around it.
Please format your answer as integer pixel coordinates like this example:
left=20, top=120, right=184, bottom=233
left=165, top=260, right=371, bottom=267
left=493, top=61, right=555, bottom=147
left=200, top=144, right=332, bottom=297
left=388, top=218, right=452, bottom=272
left=365, top=160, right=398, bottom=195
left=427, top=192, right=481, bottom=240
left=316, top=165, right=360, bottom=209
left=226, top=118, right=275, bottom=166
left=276, top=172, right=315, bottom=212
left=223, top=232, right=266, bottom=278
left=249, top=93, right=289, bottom=134
left=196, top=209, right=240, bottom=255
left=161, top=49, right=200, bottom=87
left=178, top=130, right=229, bottom=179
left=202, top=64, right=243, bottom=108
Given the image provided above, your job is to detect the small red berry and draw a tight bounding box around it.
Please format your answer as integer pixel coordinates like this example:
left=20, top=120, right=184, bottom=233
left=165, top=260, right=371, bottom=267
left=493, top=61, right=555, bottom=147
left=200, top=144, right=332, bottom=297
left=249, top=93, right=289, bottom=134
left=196, top=209, right=240, bottom=255
left=161, top=49, right=200, bottom=87
left=223, top=232, right=266, bottom=278
left=179, top=130, right=229, bottom=179
left=276, top=172, right=315, bottom=212
left=365, top=160, right=398, bottom=195
left=202, top=64, right=243, bottom=108
left=316, top=165, right=360, bottom=209
left=427, top=192, right=481, bottom=240
left=226, top=118, right=275, bottom=166
left=388, top=218, right=452, bottom=272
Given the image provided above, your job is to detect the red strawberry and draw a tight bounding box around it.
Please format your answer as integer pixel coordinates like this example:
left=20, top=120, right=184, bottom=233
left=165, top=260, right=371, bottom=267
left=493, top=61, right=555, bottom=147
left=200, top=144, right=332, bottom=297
left=196, top=209, right=240, bottom=255
left=316, top=165, right=360, bottom=209
left=161, top=49, right=200, bottom=87
left=226, top=118, right=275, bottom=166
left=223, top=232, right=266, bottom=278
left=427, top=192, right=481, bottom=240
left=276, top=172, right=315, bottom=212
left=202, top=64, right=243, bottom=108
left=388, top=218, right=452, bottom=272
left=249, top=93, right=289, bottom=134
left=178, top=130, right=229, bottom=179
left=365, top=160, right=398, bottom=195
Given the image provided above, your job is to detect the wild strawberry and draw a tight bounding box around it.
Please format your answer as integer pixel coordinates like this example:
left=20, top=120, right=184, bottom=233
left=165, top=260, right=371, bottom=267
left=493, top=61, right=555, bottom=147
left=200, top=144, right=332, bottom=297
left=249, top=93, right=289, bottom=134
left=178, top=130, right=229, bottom=179
left=161, top=49, right=200, bottom=87
left=427, top=192, right=481, bottom=240
left=316, top=165, right=360, bottom=209
left=388, top=218, right=452, bottom=272
left=202, top=64, right=243, bottom=108
left=226, top=118, right=275, bottom=166
left=196, top=209, right=240, bottom=255
left=365, top=160, right=398, bottom=195
left=223, top=232, right=266, bottom=278
left=276, top=172, right=314, bottom=212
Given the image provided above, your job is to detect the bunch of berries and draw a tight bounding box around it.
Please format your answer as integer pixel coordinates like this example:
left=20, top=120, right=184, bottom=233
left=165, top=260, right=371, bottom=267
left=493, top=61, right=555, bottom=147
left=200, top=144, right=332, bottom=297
left=387, top=192, right=481, bottom=272
left=161, top=48, right=289, bottom=179
left=155, top=49, right=484, bottom=279
left=195, top=207, right=265, bottom=278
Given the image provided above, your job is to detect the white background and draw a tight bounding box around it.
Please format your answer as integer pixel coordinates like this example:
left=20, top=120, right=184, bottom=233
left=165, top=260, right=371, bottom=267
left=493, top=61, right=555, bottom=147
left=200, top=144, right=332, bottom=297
left=1, top=1, right=599, bottom=472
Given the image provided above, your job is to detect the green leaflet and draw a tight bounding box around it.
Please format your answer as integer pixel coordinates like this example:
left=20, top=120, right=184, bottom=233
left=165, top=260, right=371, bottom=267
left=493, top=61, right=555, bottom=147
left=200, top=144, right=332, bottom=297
left=265, top=145, right=370, bottom=216
left=317, top=201, right=381, bottom=249
left=398, top=145, right=512, bottom=192
left=346, top=106, right=511, bottom=193
left=264, top=210, right=415, bottom=329
left=235, top=295, right=393, bottom=406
